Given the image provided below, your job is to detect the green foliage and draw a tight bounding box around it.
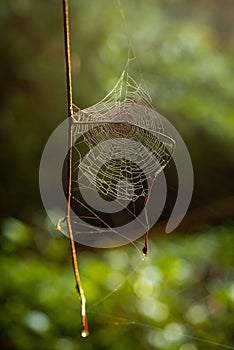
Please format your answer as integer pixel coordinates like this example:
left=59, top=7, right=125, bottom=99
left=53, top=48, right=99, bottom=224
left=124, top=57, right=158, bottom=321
left=0, top=219, right=234, bottom=349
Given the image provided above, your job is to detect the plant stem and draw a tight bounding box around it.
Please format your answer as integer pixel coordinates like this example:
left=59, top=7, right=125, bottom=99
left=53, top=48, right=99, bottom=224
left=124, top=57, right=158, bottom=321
left=62, top=0, right=89, bottom=337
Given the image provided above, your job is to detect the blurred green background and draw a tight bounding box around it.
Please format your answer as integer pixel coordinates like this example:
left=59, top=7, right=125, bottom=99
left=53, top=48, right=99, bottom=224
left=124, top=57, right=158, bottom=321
left=0, top=0, right=234, bottom=349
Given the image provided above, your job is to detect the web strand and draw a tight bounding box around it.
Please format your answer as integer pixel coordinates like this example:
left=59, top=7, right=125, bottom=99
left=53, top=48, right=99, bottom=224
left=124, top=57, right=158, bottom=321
left=64, top=59, right=175, bottom=249
left=87, top=310, right=234, bottom=350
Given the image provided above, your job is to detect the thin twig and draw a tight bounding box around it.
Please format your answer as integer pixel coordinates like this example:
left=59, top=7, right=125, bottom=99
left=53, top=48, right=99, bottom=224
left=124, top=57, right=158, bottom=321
left=62, top=0, right=89, bottom=337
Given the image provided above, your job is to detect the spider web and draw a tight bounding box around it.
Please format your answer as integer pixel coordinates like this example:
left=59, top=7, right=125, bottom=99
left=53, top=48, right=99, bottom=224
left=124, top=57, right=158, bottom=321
left=61, top=58, right=175, bottom=247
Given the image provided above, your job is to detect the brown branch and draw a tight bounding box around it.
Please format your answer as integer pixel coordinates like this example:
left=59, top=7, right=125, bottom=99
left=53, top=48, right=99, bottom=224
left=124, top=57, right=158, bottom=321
left=62, top=0, right=89, bottom=337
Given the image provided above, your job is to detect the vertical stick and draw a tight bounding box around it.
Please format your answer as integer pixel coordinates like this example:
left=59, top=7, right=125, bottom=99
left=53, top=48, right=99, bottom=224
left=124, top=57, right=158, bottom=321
left=62, top=0, right=89, bottom=337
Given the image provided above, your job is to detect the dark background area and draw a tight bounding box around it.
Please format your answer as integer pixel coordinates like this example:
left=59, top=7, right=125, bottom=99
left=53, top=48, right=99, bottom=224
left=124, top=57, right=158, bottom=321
left=0, top=0, right=233, bottom=349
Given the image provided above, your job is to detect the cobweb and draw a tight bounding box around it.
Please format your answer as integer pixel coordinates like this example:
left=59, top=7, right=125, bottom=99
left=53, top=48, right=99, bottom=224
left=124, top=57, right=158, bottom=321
left=62, top=58, right=175, bottom=248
